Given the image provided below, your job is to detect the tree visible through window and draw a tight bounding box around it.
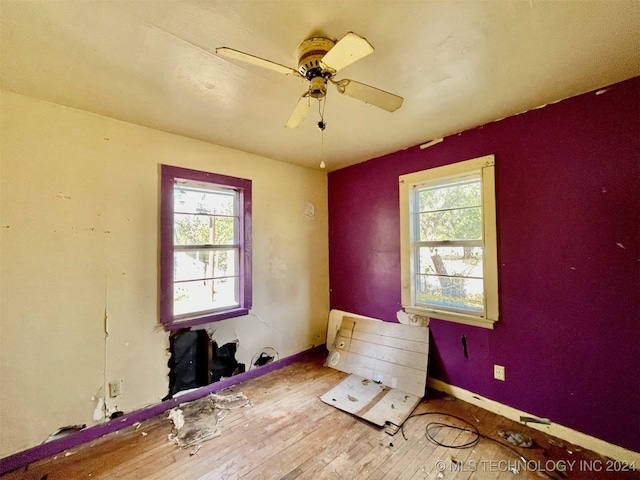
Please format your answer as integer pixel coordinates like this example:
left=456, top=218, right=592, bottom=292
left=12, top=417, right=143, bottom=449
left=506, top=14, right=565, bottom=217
left=160, top=165, right=252, bottom=330
left=414, top=174, right=484, bottom=313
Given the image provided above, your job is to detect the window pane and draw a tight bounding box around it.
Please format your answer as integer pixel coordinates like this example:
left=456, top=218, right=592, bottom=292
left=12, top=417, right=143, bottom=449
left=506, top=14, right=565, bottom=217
left=415, top=275, right=484, bottom=313
left=161, top=165, right=252, bottom=329
left=174, top=277, right=239, bottom=317
left=174, top=249, right=238, bottom=282
left=174, top=214, right=237, bottom=246
left=416, top=245, right=484, bottom=313
left=417, top=178, right=481, bottom=212
left=174, top=187, right=235, bottom=215
left=417, top=246, right=483, bottom=278
left=417, top=207, right=482, bottom=241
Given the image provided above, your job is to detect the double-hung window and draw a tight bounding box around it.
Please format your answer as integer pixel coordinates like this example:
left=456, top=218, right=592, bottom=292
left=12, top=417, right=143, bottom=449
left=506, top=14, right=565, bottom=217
left=160, top=165, right=252, bottom=330
left=400, top=155, right=498, bottom=329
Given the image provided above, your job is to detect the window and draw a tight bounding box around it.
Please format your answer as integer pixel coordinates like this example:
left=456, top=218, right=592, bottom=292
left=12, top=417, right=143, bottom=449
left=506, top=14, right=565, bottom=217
left=399, top=155, right=498, bottom=329
left=160, top=165, right=252, bottom=330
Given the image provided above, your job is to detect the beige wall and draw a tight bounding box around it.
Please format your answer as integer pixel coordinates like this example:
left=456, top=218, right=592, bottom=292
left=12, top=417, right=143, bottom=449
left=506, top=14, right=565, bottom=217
left=0, top=91, right=329, bottom=457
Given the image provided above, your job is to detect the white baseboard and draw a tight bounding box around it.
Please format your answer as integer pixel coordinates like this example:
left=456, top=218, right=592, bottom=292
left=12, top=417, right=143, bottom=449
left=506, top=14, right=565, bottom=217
left=428, top=378, right=640, bottom=463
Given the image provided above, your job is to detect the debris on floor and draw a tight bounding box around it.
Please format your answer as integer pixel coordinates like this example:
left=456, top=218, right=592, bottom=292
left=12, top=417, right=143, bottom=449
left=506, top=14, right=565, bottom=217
left=548, top=437, right=566, bottom=448
left=168, top=392, right=250, bottom=448
left=320, top=374, right=421, bottom=432
left=210, top=392, right=251, bottom=409
left=498, top=430, right=533, bottom=447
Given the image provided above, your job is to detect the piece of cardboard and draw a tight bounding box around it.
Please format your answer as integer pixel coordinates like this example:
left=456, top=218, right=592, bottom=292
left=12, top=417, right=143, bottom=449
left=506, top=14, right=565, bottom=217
left=320, top=374, right=421, bottom=428
left=325, top=316, right=429, bottom=398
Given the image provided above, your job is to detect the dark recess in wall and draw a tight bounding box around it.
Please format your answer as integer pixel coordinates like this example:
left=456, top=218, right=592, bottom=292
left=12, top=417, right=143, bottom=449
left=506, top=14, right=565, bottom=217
left=165, top=329, right=245, bottom=400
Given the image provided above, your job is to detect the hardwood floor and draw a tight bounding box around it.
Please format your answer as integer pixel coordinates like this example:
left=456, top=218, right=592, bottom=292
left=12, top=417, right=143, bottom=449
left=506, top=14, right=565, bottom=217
left=4, top=349, right=638, bottom=480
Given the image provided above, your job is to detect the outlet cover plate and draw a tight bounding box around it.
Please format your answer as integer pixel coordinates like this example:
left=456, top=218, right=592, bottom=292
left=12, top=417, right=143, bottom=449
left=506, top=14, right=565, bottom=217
left=109, top=380, right=122, bottom=397
left=494, top=365, right=506, bottom=381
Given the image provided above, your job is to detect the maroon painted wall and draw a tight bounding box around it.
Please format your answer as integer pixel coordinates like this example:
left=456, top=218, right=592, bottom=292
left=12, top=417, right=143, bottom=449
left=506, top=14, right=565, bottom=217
left=328, top=77, right=639, bottom=452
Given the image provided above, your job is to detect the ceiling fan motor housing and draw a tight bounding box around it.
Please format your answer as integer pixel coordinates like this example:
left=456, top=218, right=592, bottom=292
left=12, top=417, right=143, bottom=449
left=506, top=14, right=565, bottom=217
left=296, top=37, right=335, bottom=78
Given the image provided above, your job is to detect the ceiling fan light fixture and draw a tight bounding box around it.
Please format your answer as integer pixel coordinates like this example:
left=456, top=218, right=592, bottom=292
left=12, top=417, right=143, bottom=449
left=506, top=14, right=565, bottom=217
left=309, top=76, right=327, bottom=98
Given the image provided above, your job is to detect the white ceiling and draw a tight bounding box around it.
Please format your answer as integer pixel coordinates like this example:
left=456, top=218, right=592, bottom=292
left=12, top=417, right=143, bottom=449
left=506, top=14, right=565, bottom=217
left=1, top=1, right=638, bottom=171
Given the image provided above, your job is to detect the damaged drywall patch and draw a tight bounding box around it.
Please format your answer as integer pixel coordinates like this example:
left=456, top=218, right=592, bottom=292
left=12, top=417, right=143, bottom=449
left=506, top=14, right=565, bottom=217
left=92, top=397, right=105, bottom=422
left=168, top=392, right=250, bottom=448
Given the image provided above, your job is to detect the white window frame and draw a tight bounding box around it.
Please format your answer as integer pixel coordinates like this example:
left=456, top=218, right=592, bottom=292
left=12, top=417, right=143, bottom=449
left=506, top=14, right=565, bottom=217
left=399, top=154, right=498, bottom=329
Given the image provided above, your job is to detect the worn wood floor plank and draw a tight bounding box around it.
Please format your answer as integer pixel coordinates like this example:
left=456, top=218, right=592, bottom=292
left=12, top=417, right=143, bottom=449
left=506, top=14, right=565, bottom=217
left=3, top=349, right=637, bottom=480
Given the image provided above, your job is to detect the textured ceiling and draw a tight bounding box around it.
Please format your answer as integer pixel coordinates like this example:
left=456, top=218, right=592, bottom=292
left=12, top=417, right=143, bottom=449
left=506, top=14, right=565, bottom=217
left=1, top=0, right=638, bottom=171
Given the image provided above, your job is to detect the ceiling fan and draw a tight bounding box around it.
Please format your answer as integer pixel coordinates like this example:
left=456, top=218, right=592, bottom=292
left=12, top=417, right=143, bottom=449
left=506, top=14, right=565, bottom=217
left=216, top=32, right=404, bottom=128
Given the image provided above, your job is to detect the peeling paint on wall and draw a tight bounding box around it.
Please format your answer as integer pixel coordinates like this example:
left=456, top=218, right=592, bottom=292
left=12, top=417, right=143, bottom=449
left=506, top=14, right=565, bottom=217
left=0, top=92, right=329, bottom=457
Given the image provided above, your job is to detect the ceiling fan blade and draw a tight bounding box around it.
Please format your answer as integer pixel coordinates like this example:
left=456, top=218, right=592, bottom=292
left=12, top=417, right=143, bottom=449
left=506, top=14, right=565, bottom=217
left=320, top=32, right=374, bottom=73
left=334, top=79, right=404, bottom=112
left=285, top=93, right=312, bottom=128
left=216, top=47, right=301, bottom=77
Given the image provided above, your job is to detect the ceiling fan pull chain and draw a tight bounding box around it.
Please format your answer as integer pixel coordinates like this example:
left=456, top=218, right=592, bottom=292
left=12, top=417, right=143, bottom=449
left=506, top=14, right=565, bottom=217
left=317, top=97, right=327, bottom=131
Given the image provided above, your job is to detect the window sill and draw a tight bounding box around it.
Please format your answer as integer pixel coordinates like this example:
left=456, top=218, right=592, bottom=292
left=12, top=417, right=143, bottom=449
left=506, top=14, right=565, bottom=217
left=162, top=307, right=249, bottom=331
left=403, top=305, right=496, bottom=330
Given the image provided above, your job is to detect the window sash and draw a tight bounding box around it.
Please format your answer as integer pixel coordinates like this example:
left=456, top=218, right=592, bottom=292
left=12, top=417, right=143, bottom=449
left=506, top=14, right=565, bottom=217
left=399, top=155, right=498, bottom=329
left=160, top=165, right=252, bottom=330
left=173, top=247, right=240, bottom=282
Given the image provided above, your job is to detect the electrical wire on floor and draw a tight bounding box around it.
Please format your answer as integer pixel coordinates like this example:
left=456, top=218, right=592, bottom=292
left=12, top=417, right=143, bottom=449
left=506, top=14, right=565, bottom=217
left=400, top=410, right=560, bottom=480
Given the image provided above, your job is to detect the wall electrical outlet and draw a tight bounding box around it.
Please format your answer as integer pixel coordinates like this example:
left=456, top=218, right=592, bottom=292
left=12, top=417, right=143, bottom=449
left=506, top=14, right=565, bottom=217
left=109, top=380, right=123, bottom=398
left=494, top=365, right=506, bottom=381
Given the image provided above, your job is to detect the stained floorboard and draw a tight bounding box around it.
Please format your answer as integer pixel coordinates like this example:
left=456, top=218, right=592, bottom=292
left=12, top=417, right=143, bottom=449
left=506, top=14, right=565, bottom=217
left=3, top=349, right=637, bottom=480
